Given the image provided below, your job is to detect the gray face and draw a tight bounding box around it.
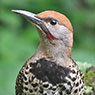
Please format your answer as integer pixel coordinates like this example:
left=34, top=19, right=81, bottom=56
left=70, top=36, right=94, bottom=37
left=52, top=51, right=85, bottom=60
left=37, top=18, right=73, bottom=49
left=44, top=21, right=72, bottom=40
left=36, top=17, right=73, bottom=41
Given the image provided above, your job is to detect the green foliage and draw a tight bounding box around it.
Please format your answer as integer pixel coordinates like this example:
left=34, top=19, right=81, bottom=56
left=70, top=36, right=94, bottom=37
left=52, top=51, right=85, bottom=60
left=84, top=70, right=95, bottom=87
left=84, top=67, right=95, bottom=94
left=77, top=63, right=95, bottom=94
left=0, top=0, right=95, bottom=95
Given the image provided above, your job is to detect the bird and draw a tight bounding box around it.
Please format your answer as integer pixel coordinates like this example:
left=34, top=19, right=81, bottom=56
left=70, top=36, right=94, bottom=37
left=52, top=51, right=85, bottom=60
left=12, top=10, right=84, bottom=95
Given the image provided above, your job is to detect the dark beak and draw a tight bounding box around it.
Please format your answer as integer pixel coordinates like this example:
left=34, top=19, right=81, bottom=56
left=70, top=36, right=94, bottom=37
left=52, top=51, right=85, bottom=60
left=12, top=10, right=54, bottom=40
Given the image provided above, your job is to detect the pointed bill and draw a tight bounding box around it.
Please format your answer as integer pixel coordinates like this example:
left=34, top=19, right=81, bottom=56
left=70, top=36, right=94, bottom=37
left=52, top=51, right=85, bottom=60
left=12, top=10, right=54, bottom=40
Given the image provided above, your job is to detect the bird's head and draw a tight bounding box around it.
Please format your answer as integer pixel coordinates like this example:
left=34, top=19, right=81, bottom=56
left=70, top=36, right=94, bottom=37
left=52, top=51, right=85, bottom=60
left=12, top=10, right=73, bottom=63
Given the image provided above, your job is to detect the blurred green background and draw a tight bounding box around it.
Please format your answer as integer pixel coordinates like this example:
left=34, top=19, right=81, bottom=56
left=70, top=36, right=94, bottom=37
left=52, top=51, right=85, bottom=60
left=0, top=0, right=95, bottom=95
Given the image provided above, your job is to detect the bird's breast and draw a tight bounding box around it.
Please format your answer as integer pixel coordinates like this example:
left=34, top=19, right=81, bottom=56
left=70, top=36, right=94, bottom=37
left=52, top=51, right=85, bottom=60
left=16, top=58, right=84, bottom=95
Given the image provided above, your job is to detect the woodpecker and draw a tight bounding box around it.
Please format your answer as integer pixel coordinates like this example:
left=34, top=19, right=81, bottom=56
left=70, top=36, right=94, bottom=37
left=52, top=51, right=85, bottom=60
left=12, top=10, right=84, bottom=95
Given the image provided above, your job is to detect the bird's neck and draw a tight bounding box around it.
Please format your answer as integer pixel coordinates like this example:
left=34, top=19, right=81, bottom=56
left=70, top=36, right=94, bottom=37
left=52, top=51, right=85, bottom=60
left=32, top=42, right=72, bottom=67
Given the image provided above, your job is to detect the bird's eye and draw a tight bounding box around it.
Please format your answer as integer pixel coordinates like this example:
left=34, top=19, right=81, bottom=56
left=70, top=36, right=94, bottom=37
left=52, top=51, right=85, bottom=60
left=50, top=19, right=57, bottom=25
